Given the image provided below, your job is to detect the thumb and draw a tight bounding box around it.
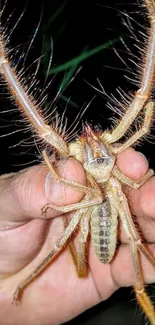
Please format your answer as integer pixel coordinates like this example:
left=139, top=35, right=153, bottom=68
left=0, top=158, right=86, bottom=225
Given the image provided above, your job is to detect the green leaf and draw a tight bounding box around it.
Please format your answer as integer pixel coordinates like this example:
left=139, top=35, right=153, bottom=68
left=48, top=38, right=119, bottom=75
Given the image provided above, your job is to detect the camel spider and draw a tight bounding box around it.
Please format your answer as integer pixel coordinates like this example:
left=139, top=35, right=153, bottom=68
left=0, top=0, right=155, bottom=324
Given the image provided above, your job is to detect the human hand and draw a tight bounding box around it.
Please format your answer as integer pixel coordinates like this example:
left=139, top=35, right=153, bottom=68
left=0, top=148, right=155, bottom=325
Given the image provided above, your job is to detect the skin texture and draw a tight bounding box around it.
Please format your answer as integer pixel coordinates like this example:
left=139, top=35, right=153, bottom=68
left=0, top=148, right=155, bottom=325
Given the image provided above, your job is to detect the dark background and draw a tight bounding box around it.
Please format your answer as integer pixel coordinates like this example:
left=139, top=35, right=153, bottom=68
left=0, top=0, right=155, bottom=324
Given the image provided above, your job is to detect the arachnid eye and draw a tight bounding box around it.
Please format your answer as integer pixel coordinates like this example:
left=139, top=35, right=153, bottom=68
left=96, top=157, right=105, bottom=164
left=90, top=157, right=106, bottom=165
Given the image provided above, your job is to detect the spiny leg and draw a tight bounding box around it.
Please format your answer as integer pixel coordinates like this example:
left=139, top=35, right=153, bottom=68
left=13, top=208, right=84, bottom=303
left=42, top=196, right=102, bottom=216
left=130, top=239, right=155, bottom=325
left=42, top=150, right=97, bottom=195
left=101, top=1, right=155, bottom=144
left=112, top=178, right=155, bottom=270
left=113, top=165, right=154, bottom=189
left=119, top=200, right=155, bottom=324
left=110, top=177, right=155, bottom=324
left=75, top=211, right=91, bottom=277
left=64, top=210, right=91, bottom=277
left=63, top=217, right=81, bottom=273
left=0, top=39, right=69, bottom=156
left=111, top=101, right=154, bottom=154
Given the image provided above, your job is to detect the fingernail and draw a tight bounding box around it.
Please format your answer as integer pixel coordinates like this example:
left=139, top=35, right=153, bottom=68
left=45, top=172, right=65, bottom=202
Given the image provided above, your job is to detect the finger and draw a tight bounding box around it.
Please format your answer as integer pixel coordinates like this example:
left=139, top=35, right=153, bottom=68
left=89, top=242, right=155, bottom=300
left=116, top=148, right=155, bottom=242
left=0, top=158, right=86, bottom=224
left=119, top=211, right=155, bottom=244
left=127, top=176, right=155, bottom=220
left=116, top=147, right=149, bottom=179
left=111, top=243, right=155, bottom=288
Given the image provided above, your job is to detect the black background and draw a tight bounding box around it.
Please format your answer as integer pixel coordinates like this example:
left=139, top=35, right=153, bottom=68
left=0, top=0, right=154, bottom=324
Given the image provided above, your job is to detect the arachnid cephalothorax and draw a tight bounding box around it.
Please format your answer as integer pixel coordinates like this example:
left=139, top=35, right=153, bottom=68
left=1, top=1, right=155, bottom=324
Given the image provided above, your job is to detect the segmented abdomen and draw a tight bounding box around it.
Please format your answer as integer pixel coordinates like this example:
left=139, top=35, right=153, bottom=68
left=90, top=198, right=118, bottom=263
